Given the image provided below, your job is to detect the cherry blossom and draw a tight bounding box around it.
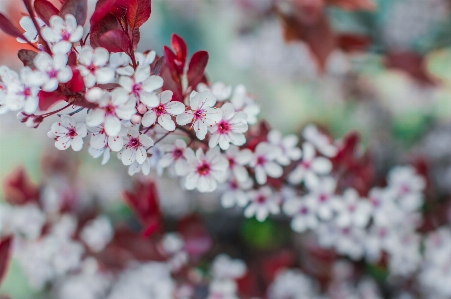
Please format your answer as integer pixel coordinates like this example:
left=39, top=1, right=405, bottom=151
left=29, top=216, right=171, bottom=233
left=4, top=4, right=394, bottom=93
left=224, top=145, right=253, bottom=182
left=267, top=129, right=302, bottom=165
left=119, top=67, right=163, bottom=107
left=208, top=103, right=248, bottom=150
left=302, top=124, right=337, bottom=157
left=230, top=84, right=260, bottom=124
left=33, top=52, right=73, bottom=92
left=249, top=142, right=283, bottom=185
left=159, top=139, right=190, bottom=176
left=221, top=177, right=253, bottom=208
left=41, top=15, right=84, bottom=53
left=78, top=46, right=115, bottom=88
left=120, top=129, right=154, bottom=165
left=176, top=90, right=222, bottom=140
left=17, top=16, right=45, bottom=44
left=198, top=82, right=232, bottom=101
left=5, top=67, right=43, bottom=113
left=185, top=147, right=229, bottom=192
left=211, top=254, right=246, bottom=280
left=244, top=186, right=280, bottom=222
left=387, top=166, right=425, bottom=212
left=89, top=124, right=127, bottom=152
left=86, top=87, right=136, bottom=137
left=88, top=145, right=111, bottom=165
left=288, top=142, right=332, bottom=188
left=47, top=115, right=87, bottom=151
left=334, top=188, right=372, bottom=228
left=141, top=90, right=185, bottom=131
left=304, top=177, right=341, bottom=220
left=283, top=196, right=318, bottom=233
left=80, top=216, right=113, bottom=252
left=317, top=222, right=366, bottom=260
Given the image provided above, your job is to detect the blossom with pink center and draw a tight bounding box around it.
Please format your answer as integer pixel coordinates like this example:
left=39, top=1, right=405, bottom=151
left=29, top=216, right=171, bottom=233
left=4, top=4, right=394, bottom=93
left=249, top=142, right=283, bottom=185
left=4, top=67, right=43, bottom=114
left=184, top=147, right=229, bottom=193
left=208, top=103, right=248, bottom=150
left=221, top=177, right=253, bottom=208
left=224, top=145, right=252, bottom=182
left=119, top=66, right=163, bottom=107
left=47, top=115, right=87, bottom=151
left=302, top=124, right=337, bottom=157
left=304, top=177, right=341, bottom=220
left=78, top=46, right=115, bottom=88
left=197, top=82, right=232, bottom=102
left=288, top=142, right=332, bottom=188
left=89, top=124, right=127, bottom=152
left=334, top=188, right=372, bottom=228
left=244, top=186, right=280, bottom=222
left=230, top=85, right=260, bottom=125
left=33, top=52, right=72, bottom=92
left=267, top=130, right=302, bottom=165
left=159, top=139, right=190, bottom=176
left=176, top=90, right=222, bottom=140
left=86, top=87, right=136, bottom=137
left=120, top=129, right=154, bottom=165
left=141, top=90, right=185, bottom=131
left=387, top=166, right=425, bottom=212
left=283, top=196, right=318, bottom=233
left=41, top=14, right=84, bottom=53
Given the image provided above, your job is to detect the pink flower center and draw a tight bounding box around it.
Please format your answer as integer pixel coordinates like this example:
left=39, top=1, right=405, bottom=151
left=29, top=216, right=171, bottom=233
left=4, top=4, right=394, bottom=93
left=22, top=87, right=32, bottom=97
left=67, top=128, right=77, bottom=138
left=61, top=29, right=71, bottom=41
left=127, top=137, right=141, bottom=149
left=400, top=184, right=410, bottom=195
left=342, top=227, right=350, bottom=235
left=256, top=156, right=266, bottom=166
left=256, top=195, right=267, bottom=204
left=132, top=83, right=143, bottom=96
left=319, top=194, right=328, bottom=202
left=229, top=180, right=238, bottom=189
left=348, top=204, right=356, bottom=212
left=105, top=104, right=116, bottom=116
left=193, top=109, right=205, bottom=121
left=196, top=161, right=211, bottom=176
left=299, top=206, right=309, bottom=215
left=227, top=157, right=236, bottom=168
left=217, top=120, right=231, bottom=134
left=48, top=69, right=58, bottom=79
left=87, top=64, right=98, bottom=74
left=154, top=104, right=166, bottom=116
left=301, top=160, right=311, bottom=169
left=172, top=148, right=183, bottom=160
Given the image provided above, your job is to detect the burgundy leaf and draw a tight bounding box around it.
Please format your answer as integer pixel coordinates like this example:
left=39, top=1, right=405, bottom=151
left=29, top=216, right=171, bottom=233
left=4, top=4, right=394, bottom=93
left=99, top=29, right=131, bottom=53
left=67, top=68, right=85, bottom=92
left=111, top=0, right=128, bottom=19
left=151, top=56, right=165, bottom=75
left=90, top=0, right=117, bottom=28
left=177, top=214, right=212, bottom=258
left=337, top=34, right=371, bottom=52
left=327, top=0, right=376, bottom=11
left=34, top=0, right=59, bottom=25
left=18, top=49, right=38, bottom=68
left=0, top=13, right=26, bottom=39
left=0, top=236, right=12, bottom=287
left=67, top=50, right=77, bottom=66
left=132, top=28, right=140, bottom=51
left=90, top=14, right=120, bottom=48
left=60, top=0, right=87, bottom=26
left=126, top=0, right=151, bottom=29
left=171, top=34, right=187, bottom=72
left=3, top=167, right=40, bottom=206
left=187, top=50, right=209, bottom=90
left=163, top=46, right=181, bottom=82
left=38, top=90, right=67, bottom=111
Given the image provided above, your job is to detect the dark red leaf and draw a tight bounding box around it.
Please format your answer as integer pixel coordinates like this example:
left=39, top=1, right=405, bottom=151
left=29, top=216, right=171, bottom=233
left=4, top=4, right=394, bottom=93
left=90, top=0, right=117, bottom=28
left=67, top=50, right=77, bottom=66
left=171, top=34, right=187, bottom=72
left=67, top=68, right=85, bottom=92
left=0, top=236, right=13, bottom=287
left=151, top=56, right=165, bottom=75
left=0, top=13, right=26, bottom=39
left=126, top=0, right=151, bottom=29
left=18, top=49, right=38, bottom=68
left=132, top=28, right=140, bottom=51
left=337, top=34, right=371, bottom=52
left=99, top=29, right=131, bottom=53
left=385, top=51, right=437, bottom=85
left=90, top=14, right=120, bottom=48
left=187, top=50, right=209, bottom=89
left=177, top=214, right=212, bottom=258
left=60, top=0, right=87, bottom=26
left=3, top=167, right=40, bottom=206
left=34, top=0, right=59, bottom=25
left=164, top=46, right=181, bottom=82
left=327, top=0, right=376, bottom=11
left=38, top=90, right=67, bottom=111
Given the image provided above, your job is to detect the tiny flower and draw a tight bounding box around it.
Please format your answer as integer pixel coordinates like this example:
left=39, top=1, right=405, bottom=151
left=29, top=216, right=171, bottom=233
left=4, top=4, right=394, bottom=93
left=120, top=129, right=154, bottom=165
left=78, top=46, right=115, bottom=87
left=33, top=52, right=73, bottom=91
left=387, top=166, right=425, bottom=212
left=334, top=188, right=372, bottom=228
left=185, top=147, right=229, bottom=193
left=302, top=124, right=337, bottom=157
left=119, top=67, right=163, bottom=107
left=88, top=146, right=111, bottom=165
left=288, top=142, right=332, bottom=188
left=47, top=115, right=87, bottom=151
left=208, top=103, right=248, bottom=150
left=367, top=187, right=402, bottom=226
left=86, top=87, right=136, bottom=137
left=5, top=67, right=43, bottom=113
left=17, top=16, right=45, bottom=43
left=304, top=177, right=341, bottom=220
left=176, top=90, right=222, bottom=140
left=244, top=186, right=280, bottom=222
left=283, top=196, right=318, bottom=233
left=212, top=254, right=246, bottom=280
left=197, top=82, right=232, bottom=101
left=80, top=216, right=113, bottom=252
left=89, top=124, right=127, bottom=152
left=41, top=14, right=84, bottom=53
left=224, top=145, right=252, bottom=182
left=267, top=130, right=302, bottom=165
left=159, top=139, right=190, bottom=176
left=141, top=90, right=185, bottom=131
left=249, top=142, right=283, bottom=185
left=128, top=145, right=164, bottom=176
left=230, top=85, right=260, bottom=124
left=221, top=177, right=253, bottom=208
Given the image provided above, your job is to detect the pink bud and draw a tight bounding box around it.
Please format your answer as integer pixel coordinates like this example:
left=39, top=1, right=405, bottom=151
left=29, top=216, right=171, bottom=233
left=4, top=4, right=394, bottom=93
left=137, top=103, right=148, bottom=114
left=16, top=112, right=29, bottom=122
left=131, top=114, right=142, bottom=124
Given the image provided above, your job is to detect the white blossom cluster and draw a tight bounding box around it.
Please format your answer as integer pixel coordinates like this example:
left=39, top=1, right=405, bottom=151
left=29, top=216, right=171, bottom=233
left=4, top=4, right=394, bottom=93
left=207, top=254, right=246, bottom=299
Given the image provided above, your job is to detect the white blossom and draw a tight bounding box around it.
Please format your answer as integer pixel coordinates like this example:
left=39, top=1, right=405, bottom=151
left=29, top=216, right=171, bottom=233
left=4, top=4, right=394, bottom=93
left=78, top=46, right=115, bottom=87
left=159, top=139, right=190, bottom=176
left=249, top=142, right=283, bottom=185
left=41, top=15, right=84, bottom=53
left=221, top=177, right=253, bottom=208
left=176, top=90, right=221, bottom=140
left=120, top=129, right=154, bottom=166
left=48, top=115, right=87, bottom=151
left=141, top=90, right=185, bottom=131
left=302, top=124, right=337, bottom=157
left=5, top=67, right=43, bottom=113
left=230, top=85, right=260, bottom=124
left=267, top=130, right=302, bottom=165
left=119, top=67, right=163, bottom=107
left=33, top=52, right=73, bottom=91
left=387, top=166, right=425, bottom=212
left=244, top=186, right=280, bottom=222
left=208, top=102, right=248, bottom=150
left=184, top=147, right=228, bottom=193
left=17, top=16, right=45, bottom=43
left=197, top=82, right=232, bottom=101
left=224, top=145, right=252, bottom=182
left=283, top=196, right=318, bottom=233
left=334, top=188, right=372, bottom=228
left=304, top=177, right=341, bottom=221
left=80, top=216, right=113, bottom=252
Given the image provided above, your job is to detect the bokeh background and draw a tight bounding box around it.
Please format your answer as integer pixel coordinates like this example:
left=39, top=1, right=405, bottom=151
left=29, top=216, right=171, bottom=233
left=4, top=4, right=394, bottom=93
left=1, top=0, right=451, bottom=296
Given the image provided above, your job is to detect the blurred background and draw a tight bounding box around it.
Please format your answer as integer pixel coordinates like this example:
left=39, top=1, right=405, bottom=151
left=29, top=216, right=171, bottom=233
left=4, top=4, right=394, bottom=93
left=1, top=0, right=451, bottom=296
